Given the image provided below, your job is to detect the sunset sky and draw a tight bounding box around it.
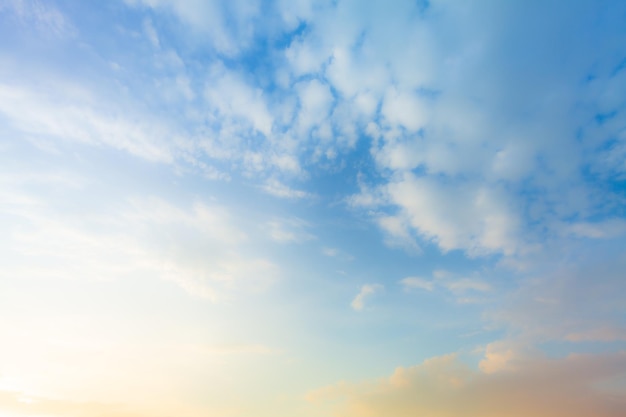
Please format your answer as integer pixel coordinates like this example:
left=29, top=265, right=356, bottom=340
left=1, top=0, right=626, bottom=416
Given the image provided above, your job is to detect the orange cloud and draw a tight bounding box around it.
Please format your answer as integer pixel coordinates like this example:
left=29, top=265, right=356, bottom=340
left=309, top=351, right=626, bottom=417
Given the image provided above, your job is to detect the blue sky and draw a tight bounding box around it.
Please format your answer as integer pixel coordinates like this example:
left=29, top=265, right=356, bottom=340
left=1, top=1, right=626, bottom=416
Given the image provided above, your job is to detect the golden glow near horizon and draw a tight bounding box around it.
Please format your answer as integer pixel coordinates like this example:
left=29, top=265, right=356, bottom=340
left=1, top=0, right=626, bottom=416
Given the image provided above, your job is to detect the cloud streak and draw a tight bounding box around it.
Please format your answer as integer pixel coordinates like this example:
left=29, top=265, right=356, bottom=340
left=351, top=284, right=382, bottom=311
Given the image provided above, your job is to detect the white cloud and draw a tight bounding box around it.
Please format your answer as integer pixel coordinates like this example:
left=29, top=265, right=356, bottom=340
left=264, top=218, right=315, bottom=243
left=322, top=247, right=354, bottom=261
left=351, top=284, right=382, bottom=311
left=126, top=0, right=262, bottom=55
left=295, top=79, right=334, bottom=138
left=261, top=178, right=311, bottom=199
left=0, top=83, right=176, bottom=163
left=564, top=219, right=626, bottom=239
left=270, top=153, right=301, bottom=174
left=143, top=18, right=160, bottom=48
left=478, top=340, right=534, bottom=374
left=4, top=2, right=626, bottom=416
left=0, top=173, right=278, bottom=302
left=2, top=0, right=74, bottom=37
left=286, top=39, right=327, bottom=77
left=400, top=277, right=434, bottom=291
left=326, top=46, right=389, bottom=100
left=444, top=278, right=491, bottom=293
left=317, top=1, right=626, bottom=263
left=204, top=66, right=274, bottom=137
left=381, top=87, right=430, bottom=132
left=385, top=173, right=520, bottom=256
left=400, top=272, right=491, bottom=298
left=377, top=214, right=421, bottom=253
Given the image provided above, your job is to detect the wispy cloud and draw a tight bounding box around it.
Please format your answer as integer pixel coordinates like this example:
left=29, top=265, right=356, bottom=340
left=0, top=173, right=278, bottom=302
left=0, top=83, right=176, bottom=163
left=321, top=247, right=354, bottom=261
left=400, top=271, right=491, bottom=297
left=260, top=178, right=311, bottom=199
left=1, top=0, right=75, bottom=37
left=444, top=278, right=492, bottom=293
left=400, top=277, right=434, bottom=291
left=351, top=284, right=383, bottom=311
left=264, top=217, right=315, bottom=243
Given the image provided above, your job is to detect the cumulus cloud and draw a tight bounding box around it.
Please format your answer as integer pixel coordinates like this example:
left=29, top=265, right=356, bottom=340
left=5, top=0, right=625, bottom=252
left=333, top=0, right=626, bottom=259
left=10, top=0, right=624, bottom=251
left=309, top=352, right=626, bottom=417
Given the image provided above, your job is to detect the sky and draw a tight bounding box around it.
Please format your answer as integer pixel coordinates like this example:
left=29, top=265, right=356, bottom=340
left=1, top=0, right=626, bottom=416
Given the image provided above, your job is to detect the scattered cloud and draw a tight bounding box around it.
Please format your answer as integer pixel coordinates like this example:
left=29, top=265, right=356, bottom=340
left=351, top=284, right=383, bottom=311
left=444, top=278, right=491, bottom=293
left=322, top=247, right=354, bottom=261
left=125, top=0, right=264, bottom=56
left=260, top=178, right=311, bottom=199
left=400, top=277, right=434, bottom=292
left=564, top=219, right=626, bottom=239
left=378, top=174, right=521, bottom=257
left=400, top=271, right=491, bottom=298
left=204, top=64, right=274, bottom=137
left=264, top=217, right=315, bottom=243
